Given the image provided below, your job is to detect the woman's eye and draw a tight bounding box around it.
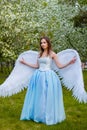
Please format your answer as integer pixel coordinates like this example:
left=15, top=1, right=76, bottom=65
left=41, top=42, right=46, bottom=44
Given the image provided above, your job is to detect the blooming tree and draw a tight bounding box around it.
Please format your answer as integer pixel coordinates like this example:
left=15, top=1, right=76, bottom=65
left=0, top=0, right=87, bottom=62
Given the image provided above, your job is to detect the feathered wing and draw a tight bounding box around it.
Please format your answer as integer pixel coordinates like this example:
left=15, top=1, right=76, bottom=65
left=0, top=50, right=38, bottom=97
left=52, top=49, right=87, bottom=103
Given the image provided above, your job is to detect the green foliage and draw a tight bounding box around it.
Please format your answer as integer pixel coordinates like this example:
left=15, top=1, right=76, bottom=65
left=58, top=0, right=87, bottom=5
left=78, top=0, right=87, bottom=5
left=73, top=7, right=87, bottom=27
left=0, top=0, right=87, bottom=61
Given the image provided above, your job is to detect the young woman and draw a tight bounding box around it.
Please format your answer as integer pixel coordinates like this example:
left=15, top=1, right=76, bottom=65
left=20, top=36, right=76, bottom=125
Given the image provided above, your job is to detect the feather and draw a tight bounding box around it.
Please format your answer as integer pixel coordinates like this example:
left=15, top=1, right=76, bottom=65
left=0, top=50, right=38, bottom=97
left=52, top=49, right=87, bottom=103
left=0, top=49, right=87, bottom=103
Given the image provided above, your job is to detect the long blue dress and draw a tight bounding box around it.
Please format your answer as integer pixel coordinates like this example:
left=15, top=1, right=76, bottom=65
left=20, top=56, right=66, bottom=125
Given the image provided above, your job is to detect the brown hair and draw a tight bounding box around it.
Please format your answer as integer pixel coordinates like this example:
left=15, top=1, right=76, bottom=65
left=39, top=36, right=52, bottom=57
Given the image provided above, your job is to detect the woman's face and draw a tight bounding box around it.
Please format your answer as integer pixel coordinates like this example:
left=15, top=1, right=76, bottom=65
left=40, top=39, right=48, bottom=50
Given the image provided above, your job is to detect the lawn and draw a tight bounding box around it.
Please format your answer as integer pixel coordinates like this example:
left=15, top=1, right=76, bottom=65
left=0, top=71, right=87, bottom=130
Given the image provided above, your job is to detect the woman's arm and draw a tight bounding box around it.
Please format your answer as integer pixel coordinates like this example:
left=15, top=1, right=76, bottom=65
left=20, top=58, right=39, bottom=69
left=52, top=52, right=76, bottom=69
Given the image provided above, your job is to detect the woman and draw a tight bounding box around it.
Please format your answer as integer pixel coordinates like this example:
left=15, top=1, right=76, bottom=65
left=20, top=36, right=76, bottom=125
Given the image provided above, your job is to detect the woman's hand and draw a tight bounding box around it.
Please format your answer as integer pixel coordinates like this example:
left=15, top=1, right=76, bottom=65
left=69, top=56, right=77, bottom=65
left=20, top=58, right=25, bottom=64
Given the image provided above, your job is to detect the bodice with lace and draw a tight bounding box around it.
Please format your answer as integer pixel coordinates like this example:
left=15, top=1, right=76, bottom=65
left=38, top=57, right=52, bottom=71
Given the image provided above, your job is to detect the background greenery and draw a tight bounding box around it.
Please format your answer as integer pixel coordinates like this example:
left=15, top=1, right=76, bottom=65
left=0, top=0, right=87, bottom=62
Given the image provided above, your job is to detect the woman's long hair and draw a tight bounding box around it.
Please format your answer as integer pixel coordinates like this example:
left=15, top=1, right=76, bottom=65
left=39, top=36, right=52, bottom=57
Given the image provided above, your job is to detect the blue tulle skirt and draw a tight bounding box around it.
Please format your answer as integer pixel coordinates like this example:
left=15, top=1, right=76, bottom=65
left=20, top=69, right=66, bottom=125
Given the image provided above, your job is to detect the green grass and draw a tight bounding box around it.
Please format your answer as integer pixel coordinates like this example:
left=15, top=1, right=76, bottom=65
left=0, top=71, right=87, bottom=130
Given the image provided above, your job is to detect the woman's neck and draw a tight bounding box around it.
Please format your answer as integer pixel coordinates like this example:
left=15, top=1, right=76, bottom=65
left=42, top=49, right=51, bottom=56
left=40, top=49, right=51, bottom=57
left=43, top=49, right=48, bottom=54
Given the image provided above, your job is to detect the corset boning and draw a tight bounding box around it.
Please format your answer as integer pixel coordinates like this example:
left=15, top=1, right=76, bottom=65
left=38, top=57, right=52, bottom=71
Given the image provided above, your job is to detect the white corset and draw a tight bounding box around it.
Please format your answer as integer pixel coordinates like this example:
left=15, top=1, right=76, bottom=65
left=38, top=57, right=52, bottom=71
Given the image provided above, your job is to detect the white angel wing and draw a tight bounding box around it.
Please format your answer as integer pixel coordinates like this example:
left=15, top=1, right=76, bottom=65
left=0, top=50, right=38, bottom=97
left=52, top=49, right=87, bottom=103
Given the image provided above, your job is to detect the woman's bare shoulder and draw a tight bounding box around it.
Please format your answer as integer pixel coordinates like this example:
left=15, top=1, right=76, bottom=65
left=50, top=51, right=57, bottom=58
